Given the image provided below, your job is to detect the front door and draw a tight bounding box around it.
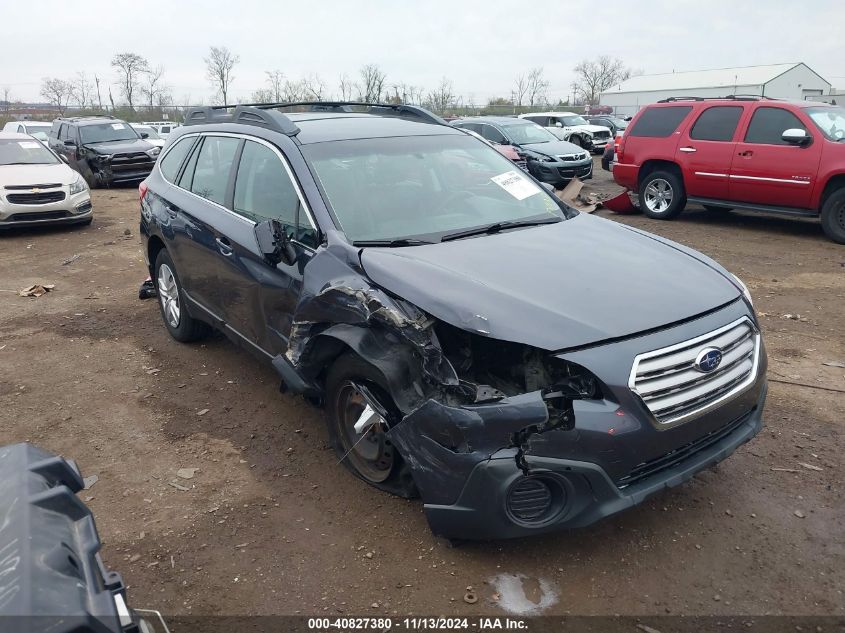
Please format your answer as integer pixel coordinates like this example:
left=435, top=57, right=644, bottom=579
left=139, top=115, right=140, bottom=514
left=675, top=105, right=745, bottom=199
left=730, top=106, right=823, bottom=209
left=215, top=138, right=318, bottom=356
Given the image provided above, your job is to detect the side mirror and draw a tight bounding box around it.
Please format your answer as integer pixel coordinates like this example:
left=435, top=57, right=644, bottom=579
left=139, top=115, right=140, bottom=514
left=554, top=122, right=563, bottom=127
left=140, top=132, right=149, bottom=139
left=254, top=219, right=297, bottom=266
left=63, top=139, right=76, bottom=146
left=782, top=128, right=811, bottom=146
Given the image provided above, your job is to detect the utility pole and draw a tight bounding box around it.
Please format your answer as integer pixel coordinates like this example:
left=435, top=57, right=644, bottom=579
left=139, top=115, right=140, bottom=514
left=94, top=75, right=104, bottom=111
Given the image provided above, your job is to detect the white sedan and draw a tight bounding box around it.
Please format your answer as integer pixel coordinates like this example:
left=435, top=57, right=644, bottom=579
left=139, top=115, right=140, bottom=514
left=0, top=132, right=92, bottom=229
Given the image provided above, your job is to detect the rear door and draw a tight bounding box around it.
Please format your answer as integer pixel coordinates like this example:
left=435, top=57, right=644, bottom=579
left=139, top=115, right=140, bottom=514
left=164, top=134, right=242, bottom=318
left=217, top=138, right=319, bottom=355
left=675, top=105, right=745, bottom=199
left=730, top=106, right=822, bottom=208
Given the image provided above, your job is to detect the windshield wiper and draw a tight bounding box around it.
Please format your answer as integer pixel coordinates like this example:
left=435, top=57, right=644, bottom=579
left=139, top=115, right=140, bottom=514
left=352, top=238, right=435, bottom=247
left=440, top=217, right=561, bottom=242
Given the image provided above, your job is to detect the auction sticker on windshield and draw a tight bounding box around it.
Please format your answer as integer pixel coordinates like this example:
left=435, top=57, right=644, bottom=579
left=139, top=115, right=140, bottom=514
left=111, top=123, right=125, bottom=130
left=491, top=171, right=541, bottom=201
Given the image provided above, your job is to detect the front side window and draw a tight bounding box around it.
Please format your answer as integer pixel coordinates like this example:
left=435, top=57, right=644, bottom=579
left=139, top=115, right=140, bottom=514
left=480, top=124, right=506, bottom=144
left=0, top=138, right=60, bottom=165
left=805, top=106, right=845, bottom=141
left=159, top=136, right=196, bottom=182
left=233, top=140, right=318, bottom=247
left=79, top=122, right=139, bottom=144
left=188, top=136, right=240, bottom=205
left=629, top=106, right=693, bottom=138
left=689, top=106, right=743, bottom=142
left=744, top=107, right=806, bottom=145
left=303, top=134, right=567, bottom=243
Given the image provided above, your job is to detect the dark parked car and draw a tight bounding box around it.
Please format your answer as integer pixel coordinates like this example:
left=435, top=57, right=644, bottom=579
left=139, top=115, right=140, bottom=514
left=141, top=102, right=767, bottom=540
left=49, top=116, right=159, bottom=187
left=452, top=116, right=593, bottom=185
left=588, top=115, right=629, bottom=137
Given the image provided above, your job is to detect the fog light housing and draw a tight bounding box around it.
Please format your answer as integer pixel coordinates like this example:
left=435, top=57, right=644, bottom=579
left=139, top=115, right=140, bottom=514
left=505, top=475, right=567, bottom=527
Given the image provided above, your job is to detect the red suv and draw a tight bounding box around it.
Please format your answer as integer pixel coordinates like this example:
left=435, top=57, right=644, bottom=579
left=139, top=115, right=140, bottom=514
left=612, top=96, right=845, bottom=243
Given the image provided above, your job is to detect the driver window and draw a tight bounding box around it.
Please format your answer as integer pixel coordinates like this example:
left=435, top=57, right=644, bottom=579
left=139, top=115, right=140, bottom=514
left=480, top=124, right=506, bottom=144
left=233, top=140, right=318, bottom=248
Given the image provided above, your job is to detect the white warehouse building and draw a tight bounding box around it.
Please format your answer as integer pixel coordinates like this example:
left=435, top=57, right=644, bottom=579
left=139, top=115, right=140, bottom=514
left=600, top=63, right=831, bottom=117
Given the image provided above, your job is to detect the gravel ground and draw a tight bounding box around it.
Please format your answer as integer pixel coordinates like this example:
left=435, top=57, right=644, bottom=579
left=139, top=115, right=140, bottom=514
left=0, top=160, right=843, bottom=618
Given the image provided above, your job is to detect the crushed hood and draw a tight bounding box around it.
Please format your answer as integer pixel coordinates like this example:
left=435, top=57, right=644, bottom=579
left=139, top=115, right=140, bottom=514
left=82, top=138, right=154, bottom=154
left=360, top=214, right=740, bottom=351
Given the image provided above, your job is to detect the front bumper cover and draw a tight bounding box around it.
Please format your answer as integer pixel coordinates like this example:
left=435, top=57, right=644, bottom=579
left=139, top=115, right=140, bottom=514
left=422, top=385, right=766, bottom=540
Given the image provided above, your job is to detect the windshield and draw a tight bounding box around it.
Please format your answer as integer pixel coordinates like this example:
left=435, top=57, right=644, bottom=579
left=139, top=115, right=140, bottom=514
left=133, top=125, right=161, bottom=139
left=806, top=107, right=845, bottom=141
left=501, top=121, right=557, bottom=144
left=303, top=135, right=567, bottom=243
left=79, top=122, right=140, bottom=144
left=0, top=138, right=60, bottom=165
left=562, top=115, right=589, bottom=126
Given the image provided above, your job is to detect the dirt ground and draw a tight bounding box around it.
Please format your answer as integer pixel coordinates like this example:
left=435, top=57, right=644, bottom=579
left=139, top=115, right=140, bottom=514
left=1, top=160, right=843, bottom=619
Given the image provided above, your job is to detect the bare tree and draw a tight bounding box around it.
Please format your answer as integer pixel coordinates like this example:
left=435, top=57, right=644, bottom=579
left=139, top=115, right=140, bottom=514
left=425, top=77, right=455, bottom=114
left=302, top=74, right=326, bottom=100
left=94, top=75, right=104, bottom=111
left=40, top=78, right=72, bottom=114
left=69, top=72, right=93, bottom=108
left=526, top=67, right=549, bottom=107
left=338, top=74, right=354, bottom=101
left=266, top=70, right=285, bottom=102
left=111, top=52, right=149, bottom=109
left=573, top=56, right=631, bottom=105
left=204, top=46, right=239, bottom=105
left=140, top=65, right=168, bottom=110
left=513, top=74, right=529, bottom=107
left=358, top=64, right=386, bottom=103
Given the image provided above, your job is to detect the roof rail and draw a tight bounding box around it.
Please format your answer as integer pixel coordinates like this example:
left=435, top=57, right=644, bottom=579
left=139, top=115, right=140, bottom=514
left=253, top=101, right=448, bottom=126
left=657, top=95, right=778, bottom=103
left=57, top=114, right=116, bottom=121
left=183, top=105, right=301, bottom=136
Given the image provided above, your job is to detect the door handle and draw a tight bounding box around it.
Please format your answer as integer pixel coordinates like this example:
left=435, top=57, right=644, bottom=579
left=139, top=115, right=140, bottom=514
left=163, top=203, right=178, bottom=218
left=738, top=150, right=754, bottom=157
left=215, top=237, right=234, bottom=256
left=679, top=146, right=697, bottom=153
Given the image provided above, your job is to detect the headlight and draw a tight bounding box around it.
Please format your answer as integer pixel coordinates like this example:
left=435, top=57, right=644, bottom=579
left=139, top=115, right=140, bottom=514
left=539, top=154, right=557, bottom=163
left=145, top=147, right=161, bottom=159
left=731, top=273, right=753, bottom=306
left=69, top=175, right=88, bottom=195
left=96, top=153, right=112, bottom=162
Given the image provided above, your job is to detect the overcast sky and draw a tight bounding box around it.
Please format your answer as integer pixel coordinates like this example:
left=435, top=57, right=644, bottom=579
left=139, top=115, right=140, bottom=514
left=3, top=0, right=844, bottom=104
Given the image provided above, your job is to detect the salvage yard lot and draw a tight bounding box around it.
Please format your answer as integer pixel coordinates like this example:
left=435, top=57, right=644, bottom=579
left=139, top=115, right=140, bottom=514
left=1, top=163, right=843, bottom=617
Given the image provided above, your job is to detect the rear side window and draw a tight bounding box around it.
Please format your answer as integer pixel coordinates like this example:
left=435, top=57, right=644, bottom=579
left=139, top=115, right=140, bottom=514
left=480, top=124, right=506, bottom=144
left=188, top=136, right=240, bottom=206
left=689, top=106, right=743, bottom=142
left=744, top=107, right=807, bottom=145
left=159, top=136, right=195, bottom=182
left=629, top=106, right=692, bottom=137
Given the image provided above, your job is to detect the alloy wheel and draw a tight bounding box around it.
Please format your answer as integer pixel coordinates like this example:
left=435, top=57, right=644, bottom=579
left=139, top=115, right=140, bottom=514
left=335, top=381, right=394, bottom=483
left=157, top=264, right=181, bottom=328
left=644, top=178, right=674, bottom=214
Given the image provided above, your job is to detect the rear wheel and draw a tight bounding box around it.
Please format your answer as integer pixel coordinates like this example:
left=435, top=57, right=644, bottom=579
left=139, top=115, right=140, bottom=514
left=639, top=170, right=686, bottom=219
left=821, top=188, right=845, bottom=244
left=325, top=353, right=417, bottom=497
left=154, top=250, right=210, bottom=342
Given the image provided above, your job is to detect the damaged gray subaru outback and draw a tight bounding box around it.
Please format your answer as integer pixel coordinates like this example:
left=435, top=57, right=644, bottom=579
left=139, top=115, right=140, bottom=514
left=140, top=102, right=767, bottom=540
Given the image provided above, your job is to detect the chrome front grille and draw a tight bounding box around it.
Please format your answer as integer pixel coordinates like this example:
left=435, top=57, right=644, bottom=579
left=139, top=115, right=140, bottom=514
left=629, top=317, right=760, bottom=425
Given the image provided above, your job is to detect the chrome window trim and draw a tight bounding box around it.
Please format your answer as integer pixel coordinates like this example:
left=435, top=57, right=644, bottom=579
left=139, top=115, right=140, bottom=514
left=156, top=131, right=319, bottom=250
left=729, top=174, right=810, bottom=185
left=628, top=316, right=761, bottom=428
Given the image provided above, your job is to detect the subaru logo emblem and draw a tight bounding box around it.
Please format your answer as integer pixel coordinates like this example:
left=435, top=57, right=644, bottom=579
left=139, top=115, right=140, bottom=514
left=695, top=347, right=723, bottom=373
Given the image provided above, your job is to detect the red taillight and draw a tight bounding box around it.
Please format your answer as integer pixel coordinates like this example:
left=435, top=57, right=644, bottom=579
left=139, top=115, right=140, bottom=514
left=615, top=133, right=626, bottom=162
left=139, top=180, right=148, bottom=201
